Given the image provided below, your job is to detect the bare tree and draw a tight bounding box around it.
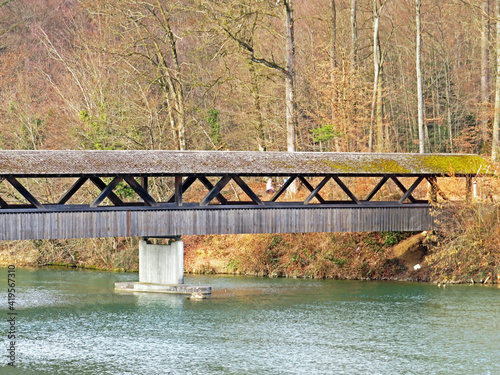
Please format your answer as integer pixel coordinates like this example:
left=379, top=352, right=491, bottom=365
left=480, top=0, right=491, bottom=150
left=200, top=0, right=297, bottom=153
left=370, top=0, right=387, bottom=152
left=493, top=0, right=500, bottom=161
left=284, top=0, right=296, bottom=153
left=351, top=0, right=358, bottom=67
left=416, top=0, right=425, bottom=153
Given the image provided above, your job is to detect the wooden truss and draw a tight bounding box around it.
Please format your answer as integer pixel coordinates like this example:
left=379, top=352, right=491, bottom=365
left=0, top=173, right=458, bottom=211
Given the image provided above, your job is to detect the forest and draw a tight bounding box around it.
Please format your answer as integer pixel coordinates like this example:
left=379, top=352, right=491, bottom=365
left=0, top=0, right=499, bottom=283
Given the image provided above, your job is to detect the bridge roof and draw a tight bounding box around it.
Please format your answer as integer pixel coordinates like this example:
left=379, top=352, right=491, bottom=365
left=0, top=150, right=489, bottom=177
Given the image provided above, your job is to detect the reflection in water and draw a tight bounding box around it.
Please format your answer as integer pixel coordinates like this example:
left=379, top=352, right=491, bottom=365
left=0, top=268, right=499, bottom=375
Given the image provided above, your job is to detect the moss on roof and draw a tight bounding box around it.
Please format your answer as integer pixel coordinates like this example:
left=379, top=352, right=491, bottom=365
left=0, top=150, right=489, bottom=177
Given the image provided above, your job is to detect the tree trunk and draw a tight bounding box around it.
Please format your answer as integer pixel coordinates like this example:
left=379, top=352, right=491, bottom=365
left=284, top=0, right=296, bottom=153
left=248, top=61, right=266, bottom=151
left=160, top=3, right=186, bottom=150
left=481, top=0, right=491, bottom=149
left=492, top=0, right=500, bottom=161
left=350, top=0, right=358, bottom=68
left=330, top=0, right=340, bottom=152
left=370, top=0, right=384, bottom=152
left=416, top=0, right=425, bottom=153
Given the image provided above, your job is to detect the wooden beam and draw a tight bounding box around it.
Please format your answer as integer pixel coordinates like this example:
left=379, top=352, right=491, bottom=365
left=90, top=177, right=123, bottom=207
left=123, top=176, right=159, bottom=207
left=140, top=176, right=148, bottom=190
left=167, top=176, right=197, bottom=203
left=231, top=175, right=264, bottom=205
left=198, top=176, right=227, bottom=204
left=200, top=175, right=232, bottom=206
left=426, top=176, right=448, bottom=201
left=0, top=195, right=8, bottom=208
left=90, top=177, right=124, bottom=206
left=390, top=176, right=417, bottom=203
left=0, top=177, right=7, bottom=208
left=332, top=175, right=360, bottom=204
left=6, top=177, right=45, bottom=209
left=298, top=176, right=325, bottom=204
left=364, top=176, right=389, bottom=201
left=398, top=176, right=424, bottom=204
left=57, top=177, right=88, bottom=205
left=465, top=176, right=472, bottom=203
left=270, top=175, right=297, bottom=202
left=304, top=176, right=331, bottom=205
left=174, top=175, right=183, bottom=207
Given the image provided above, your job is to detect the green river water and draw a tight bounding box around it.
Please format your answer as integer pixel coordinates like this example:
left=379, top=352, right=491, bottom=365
left=1, top=267, right=499, bottom=374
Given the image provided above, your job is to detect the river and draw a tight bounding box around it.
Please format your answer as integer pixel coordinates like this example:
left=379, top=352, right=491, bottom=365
left=1, top=267, right=499, bottom=374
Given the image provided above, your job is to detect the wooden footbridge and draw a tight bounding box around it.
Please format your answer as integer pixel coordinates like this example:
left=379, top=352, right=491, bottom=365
left=0, top=151, right=488, bottom=241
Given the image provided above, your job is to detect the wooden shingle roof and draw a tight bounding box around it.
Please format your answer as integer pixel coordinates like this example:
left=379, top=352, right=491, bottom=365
left=0, top=150, right=489, bottom=177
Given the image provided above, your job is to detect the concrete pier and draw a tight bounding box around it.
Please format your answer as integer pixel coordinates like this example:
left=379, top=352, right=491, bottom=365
left=115, top=238, right=211, bottom=295
left=139, top=239, right=184, bottom=284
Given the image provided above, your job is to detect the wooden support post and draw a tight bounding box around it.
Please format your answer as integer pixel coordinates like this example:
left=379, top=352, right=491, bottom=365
left=465, top=176, right=472, bottom=203
left=304, top=176, right=331, bottom=205
left=390, top=176, right=417, bottom=203
left=231, top=175, right=264, bottom=205
left=90, top=177, right=123, bottom=207
left=425, top=176, right=448, bottom=201
left=331, top=175, right=360, bottom=204
left=298, top=176, right=326, bottom=204
left=200, top=175, right=232, bottom=206
left=141, top=176, right=148, bottom=190
left=167, top=176, right=197, bottom=203
left=364, top=176, right=389, bottom=201
left=6, top=177, right=45, bottom=209
left=428, top=176, right=437, bottom=203
left=398, top=176, right=424, bottom=204
left=270, top=175, right=297, bottom=202
left=57, top=177, right=88, bottom=205
left=123, top=176, right=159, bottom=207
left=174, top=175, right=183, bottom=207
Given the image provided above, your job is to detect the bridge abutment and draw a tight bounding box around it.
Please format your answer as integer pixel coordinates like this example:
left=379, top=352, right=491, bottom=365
left=115, top=238, right=211, bottom=295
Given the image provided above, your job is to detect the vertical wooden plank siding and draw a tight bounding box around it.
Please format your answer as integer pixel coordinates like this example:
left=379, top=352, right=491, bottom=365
left=0, top=206, right=433, bottom=241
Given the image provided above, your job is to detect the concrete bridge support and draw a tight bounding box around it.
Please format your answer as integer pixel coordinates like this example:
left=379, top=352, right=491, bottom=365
left=114, top=238, right=211, bottom=295
left=139, top=239, right=184, bottom=285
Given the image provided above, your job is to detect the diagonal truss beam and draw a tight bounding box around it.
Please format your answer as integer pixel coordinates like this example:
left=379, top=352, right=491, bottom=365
left=232, top=175, right=263, bottom=205
left=6, top=177, right=45, bottom=209
left=123, top=176, right=159, bottom=207
left=390, top=177, right=417, bottom=203
left=331, top=175, right=360, bottom=204
left=198, top=176, right=227, bottom=204
left=0, top=177, right=8, bottom=208
left=57, top=177, right=88, bottom=205
left=304, top=176, right=331, bottom=205
left=398, top=176, right=424, bottom=204
left=298, top=176, right=325, bottom=204
left=90, top=177, right=124, bottom=207
left=200, top=175, right=232, bottom=206
left=90, top=177, right=124, bottom=206
left=270, top=175, right=297, bottom=202
left=364, top=176, right=389, bottom=201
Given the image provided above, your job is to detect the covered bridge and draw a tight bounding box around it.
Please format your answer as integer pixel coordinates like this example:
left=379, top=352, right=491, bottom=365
left=0, top=151, right=489, bottom=240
